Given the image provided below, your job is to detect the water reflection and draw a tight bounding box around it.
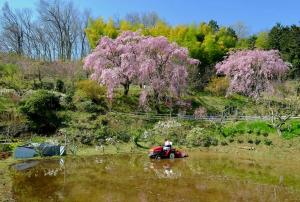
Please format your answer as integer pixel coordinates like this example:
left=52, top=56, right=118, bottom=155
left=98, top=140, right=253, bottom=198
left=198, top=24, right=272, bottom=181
left=148, top=160, right=182, bottom=179
left=10, top=153, right=300, bottom=202
left=13, top=160, right=40, bottom=171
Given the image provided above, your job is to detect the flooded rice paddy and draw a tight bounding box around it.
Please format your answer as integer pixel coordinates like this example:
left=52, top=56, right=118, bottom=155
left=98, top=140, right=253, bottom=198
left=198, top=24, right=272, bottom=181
left=9, top=151, right=300, bottom=202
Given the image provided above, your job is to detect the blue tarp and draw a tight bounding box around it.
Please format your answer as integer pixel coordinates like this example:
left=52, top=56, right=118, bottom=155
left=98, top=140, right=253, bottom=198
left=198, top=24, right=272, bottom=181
left=14, top=147, right=37, bottom=159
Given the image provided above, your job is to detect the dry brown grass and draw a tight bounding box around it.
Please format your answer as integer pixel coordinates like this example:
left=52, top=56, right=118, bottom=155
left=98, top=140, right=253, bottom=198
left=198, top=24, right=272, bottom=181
left=0, top=157, right=15, bottom=202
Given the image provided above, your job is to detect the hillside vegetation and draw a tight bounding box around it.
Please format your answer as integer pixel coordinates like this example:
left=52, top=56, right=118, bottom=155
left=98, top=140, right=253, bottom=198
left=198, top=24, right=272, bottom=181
left=1, top=1, right=300, bottom=152
left=1, top=53, right=300, bottom=152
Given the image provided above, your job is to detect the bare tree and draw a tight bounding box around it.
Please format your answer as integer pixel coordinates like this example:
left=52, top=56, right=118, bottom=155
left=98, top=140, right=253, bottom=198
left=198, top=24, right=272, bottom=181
left=37, top=0, right=68, bottom=60
left=125, top=12, right=141, bottom=25
left=261, top=82, right=300, bottom=136
left=0, top=2, right=25, bottom=55
left=230, top=21, right=250, bottom=39
left=37, top=0, right=87, bottom=61
left=125, top=11, right=161, bottom=27
left=18, top=9, right=34, bottom=57
left=141, top=12, right=160, bottom=27
left=78, top=10, right=91, bottom=59
left=0, top=0, right=90, bottom=61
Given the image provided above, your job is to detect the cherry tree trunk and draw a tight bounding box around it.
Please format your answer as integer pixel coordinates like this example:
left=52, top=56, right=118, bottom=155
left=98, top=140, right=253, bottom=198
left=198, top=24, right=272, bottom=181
left=123, top=83, right=130, bottom=96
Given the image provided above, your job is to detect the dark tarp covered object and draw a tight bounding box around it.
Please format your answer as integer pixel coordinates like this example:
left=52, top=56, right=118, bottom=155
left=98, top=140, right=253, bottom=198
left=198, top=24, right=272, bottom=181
left=14, top=143, right=66, bottom=159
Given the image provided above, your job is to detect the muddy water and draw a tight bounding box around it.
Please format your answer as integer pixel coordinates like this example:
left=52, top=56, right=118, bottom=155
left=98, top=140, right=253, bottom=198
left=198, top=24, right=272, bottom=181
left=10, top=152, right=300, bottom=202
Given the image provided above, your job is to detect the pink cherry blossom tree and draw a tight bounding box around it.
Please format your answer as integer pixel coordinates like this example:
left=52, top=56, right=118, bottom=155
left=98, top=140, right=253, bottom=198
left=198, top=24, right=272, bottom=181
left=84, top=31, right=199, bottom=112
left=216, top=49, right=289, bottom=99
left=138, top=36, right=199, bottom=112
left=83, top=31, right=144, bottom=99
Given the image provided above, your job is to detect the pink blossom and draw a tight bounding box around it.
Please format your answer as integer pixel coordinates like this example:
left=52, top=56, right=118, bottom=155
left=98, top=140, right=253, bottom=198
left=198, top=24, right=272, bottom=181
left=216, top=49, right=289, bottom=98
left=84, top=31, right=200, bottom=109
left=137, top=35, right=199, bottom=107
left=83, top=31, right=145, bottom=97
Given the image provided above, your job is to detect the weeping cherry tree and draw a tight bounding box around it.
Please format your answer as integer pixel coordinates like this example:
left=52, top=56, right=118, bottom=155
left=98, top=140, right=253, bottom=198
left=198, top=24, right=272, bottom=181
left=84, top=31, right=199, bottom=112
left=216, top=49, right=289, bottom=99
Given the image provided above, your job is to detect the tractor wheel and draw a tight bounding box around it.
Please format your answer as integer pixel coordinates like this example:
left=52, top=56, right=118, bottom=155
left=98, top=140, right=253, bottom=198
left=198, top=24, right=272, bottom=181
left=169, top=153, right=175, bottom=159
left=155, top=155, right=161, bottom=160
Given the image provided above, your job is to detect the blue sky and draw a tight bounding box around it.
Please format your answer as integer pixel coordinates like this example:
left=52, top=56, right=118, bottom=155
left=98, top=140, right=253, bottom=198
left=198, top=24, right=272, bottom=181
left=1, top=0, right=299, bottom=33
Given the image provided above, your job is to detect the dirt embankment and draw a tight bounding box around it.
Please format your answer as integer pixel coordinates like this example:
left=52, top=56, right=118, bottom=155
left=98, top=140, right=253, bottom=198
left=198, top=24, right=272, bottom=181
left=0, top=157, right=14, bottom=202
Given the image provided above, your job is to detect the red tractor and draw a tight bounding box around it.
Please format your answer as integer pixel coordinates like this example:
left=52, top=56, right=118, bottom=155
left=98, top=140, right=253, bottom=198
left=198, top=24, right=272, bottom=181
left=148, top=146, right=188, bottom=159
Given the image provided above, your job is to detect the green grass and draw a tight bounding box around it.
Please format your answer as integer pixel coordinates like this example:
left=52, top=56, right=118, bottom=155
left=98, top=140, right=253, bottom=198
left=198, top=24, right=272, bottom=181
left=282, top=120, right=300, bottom=139
left=222, top=121, right=275, bottom=137
left=112, top=93, right=140, bottom=112
left=111, top=86, right=259, bottom=115
left=185, top=91, right=257, bottom=115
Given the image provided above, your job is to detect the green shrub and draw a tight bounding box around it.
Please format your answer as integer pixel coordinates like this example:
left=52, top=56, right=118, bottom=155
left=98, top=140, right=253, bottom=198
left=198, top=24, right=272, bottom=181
left=229, top=138, right=234, bottom=143
left=204, top=136, right=218, bottom=147
left=0, top=63, right=25, bottom=90
left=95, top=127, right=108, bottom=142
left=80, top=135, right=94, bottom=145
left=237, top=139, right=244, bottom=144
left=62, top=91, right=75, bottom=110
left=247, top=139, right=254, bottom=144
left=255, top=130, right=261, bottom=135
left=0, top=96, right=16, bottom=113
left=75, top=80, right=107, bottom=103
left=19, top=90, right=61, bottom=134
left=0, top=144, right=13, bottom=152
left=186, top=127, right=203, bottom=146
left=255, top=139, right=261, bottom=145
left=73, top=80, right=108, bottom=113
left=32, top=81, right=54, bottom=90
left=186, top=127, right=218, bottom=147
left=42, top=82, right=54, bottom=90
left=55, top=79, right=65, bottom=92
left=222, top=124, right=238, bottom=137
left=264, top=139, right=273, bottom=146
left=76, top=100, right=99, bottom=113
left=116, top=131, right=131, bottom=143
left=65, top=92, right=73, bottom=104
left=205, top=76, right=229, bottom=96
left=221, top=141, right=228, bottom=146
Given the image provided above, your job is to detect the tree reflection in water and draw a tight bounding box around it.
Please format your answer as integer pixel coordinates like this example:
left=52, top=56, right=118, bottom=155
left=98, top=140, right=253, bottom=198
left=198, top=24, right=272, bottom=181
left=10, top=153, right=300, bottom=202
